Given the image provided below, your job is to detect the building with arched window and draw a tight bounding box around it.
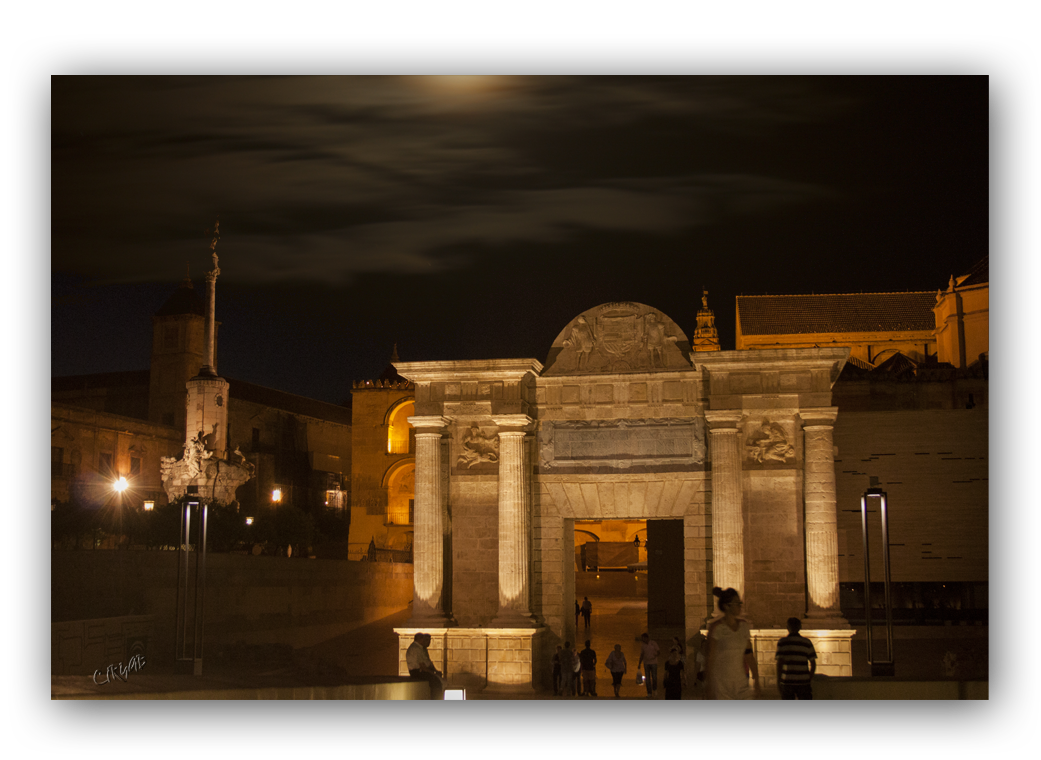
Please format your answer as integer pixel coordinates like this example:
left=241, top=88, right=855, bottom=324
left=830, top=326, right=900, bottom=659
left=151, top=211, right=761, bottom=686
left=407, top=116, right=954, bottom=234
left=347, top=352, right=417, bottom=560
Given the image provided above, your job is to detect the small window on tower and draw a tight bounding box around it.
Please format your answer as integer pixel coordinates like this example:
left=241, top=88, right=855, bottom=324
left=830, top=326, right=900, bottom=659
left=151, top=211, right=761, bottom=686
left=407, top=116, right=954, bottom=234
left=130, top=457, right=141, bottom=476
left=163, top=325, right=179, bottom=350
left=99, top=452, right=114, bottom=477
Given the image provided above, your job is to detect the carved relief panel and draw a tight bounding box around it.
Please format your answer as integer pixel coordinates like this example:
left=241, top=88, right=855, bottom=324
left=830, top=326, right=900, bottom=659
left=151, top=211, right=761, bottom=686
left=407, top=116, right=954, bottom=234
left=743, top=418, right=797, bottom=467
left=543, top=302, right=693, bottom=376
left=454, top=423, right=500, bottom=471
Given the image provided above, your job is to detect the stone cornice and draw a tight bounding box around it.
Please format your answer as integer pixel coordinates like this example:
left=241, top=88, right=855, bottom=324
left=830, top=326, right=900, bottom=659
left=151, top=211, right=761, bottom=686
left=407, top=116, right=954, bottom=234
left=798, top=407, right=839, bottom=427
left=703, top=410, right=744, bottom=430
left=695, top=347, right=850, bottom=374
left=407, top=415, right=450, bottom=432
left=491, top=414, right=534, bottom=433
left=394, top=359, right=543, bottom=384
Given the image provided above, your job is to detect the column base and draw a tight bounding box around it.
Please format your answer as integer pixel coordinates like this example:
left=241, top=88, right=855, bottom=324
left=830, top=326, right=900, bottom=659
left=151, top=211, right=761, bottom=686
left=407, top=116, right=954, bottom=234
left=490, top=612, right=538, bottom=629
left=803, top=612, right=851, bottom=630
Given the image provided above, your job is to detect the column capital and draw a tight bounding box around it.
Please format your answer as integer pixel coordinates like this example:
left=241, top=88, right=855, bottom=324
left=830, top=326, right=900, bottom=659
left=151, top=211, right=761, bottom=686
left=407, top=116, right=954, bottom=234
left=491, top=414, right=534, bottom=434
left=798, top=407, right=839, bottom=428
left=704, top=410, right=744, bottom=431
left=408, top=415, right=450, bottom=433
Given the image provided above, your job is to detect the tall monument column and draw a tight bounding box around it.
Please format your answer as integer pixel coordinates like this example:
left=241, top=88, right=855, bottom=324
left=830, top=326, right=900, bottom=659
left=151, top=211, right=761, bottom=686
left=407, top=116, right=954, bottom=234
left=160, top=241, right=253, bottom=504
left=705, top=411, right=746, bottom=596
left=409, top=415, right=451, bottom=624
left=185, top=249, right=228, bottom=458
left=492, top=415, right=536, bottom=626
left=800, top=407, right=848, bottom=627
left=201, top=225, right=220, bottom=377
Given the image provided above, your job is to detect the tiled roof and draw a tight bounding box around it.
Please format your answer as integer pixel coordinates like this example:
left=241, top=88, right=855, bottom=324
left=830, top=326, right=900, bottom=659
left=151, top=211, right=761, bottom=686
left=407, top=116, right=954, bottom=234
left=957, top=256, right=989, bottom=288
left=737, top=292, right=937, bottom=336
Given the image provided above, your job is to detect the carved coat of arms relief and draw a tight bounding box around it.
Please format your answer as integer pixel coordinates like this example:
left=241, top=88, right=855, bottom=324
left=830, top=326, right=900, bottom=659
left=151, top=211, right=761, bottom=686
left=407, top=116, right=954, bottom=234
left=554, top=303, right=688, bottom=375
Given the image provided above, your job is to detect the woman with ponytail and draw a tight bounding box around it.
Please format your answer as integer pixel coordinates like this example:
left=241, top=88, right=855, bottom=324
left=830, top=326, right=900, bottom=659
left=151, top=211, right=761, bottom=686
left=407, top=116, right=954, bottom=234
left=704, top=587, right=760, bottom=699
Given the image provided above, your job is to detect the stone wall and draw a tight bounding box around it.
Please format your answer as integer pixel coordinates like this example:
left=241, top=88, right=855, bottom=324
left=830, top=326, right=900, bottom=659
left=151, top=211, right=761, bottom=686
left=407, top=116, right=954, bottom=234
left=450, top=476, right=500, bottom=627
left=833, top=409, right=988, bottom=584
left=750, top=628, right=854, bottom=691
left=52, top=551, right=413, bottom=673
left=51, top=403, right=183, bottom=508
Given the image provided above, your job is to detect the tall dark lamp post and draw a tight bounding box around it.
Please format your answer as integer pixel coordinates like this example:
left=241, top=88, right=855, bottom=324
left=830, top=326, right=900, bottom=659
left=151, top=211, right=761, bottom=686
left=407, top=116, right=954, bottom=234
left=861, top=485, right=895, bottom=677
left=175, top=499, right=208, bottom=676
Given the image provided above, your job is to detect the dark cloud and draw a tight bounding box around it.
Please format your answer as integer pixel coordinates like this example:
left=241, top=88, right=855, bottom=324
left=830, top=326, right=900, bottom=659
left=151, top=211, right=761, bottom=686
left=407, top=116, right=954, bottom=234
left=51, top=75, right=988, bottom=401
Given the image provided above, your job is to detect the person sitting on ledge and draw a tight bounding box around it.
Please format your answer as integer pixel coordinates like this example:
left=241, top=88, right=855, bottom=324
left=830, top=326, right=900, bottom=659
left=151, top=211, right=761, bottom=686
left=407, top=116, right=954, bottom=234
left=406, top=632, right=444, bottom=699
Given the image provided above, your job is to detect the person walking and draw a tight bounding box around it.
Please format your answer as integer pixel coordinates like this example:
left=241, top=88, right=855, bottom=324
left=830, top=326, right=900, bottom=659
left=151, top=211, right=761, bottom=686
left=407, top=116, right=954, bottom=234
left=663, top=646, right=686, bottom=700
left=552, top=645, right=563, bottom=696
left=581, top=597, right=593, bottom=629
left=604, top=644, right=627, bottom=698
left=704, top=587, right=761, bottom=699
left=637, top=632, right=660, bottom=698
left=560, top=641, right=577, bottom=697
left=672, top=636, right=686, bottom=663
left=775, top=617, right=817, bottom=699
left=579, top=640, right=598, bottom=697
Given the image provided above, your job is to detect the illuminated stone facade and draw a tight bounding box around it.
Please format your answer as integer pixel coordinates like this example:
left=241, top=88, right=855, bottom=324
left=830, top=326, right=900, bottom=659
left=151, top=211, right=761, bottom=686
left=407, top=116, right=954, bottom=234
left=347, top=368, right=417, bottom=560
left=393, top=302, right=854, bottom=690
left=933, top=257, right=989, bottom=369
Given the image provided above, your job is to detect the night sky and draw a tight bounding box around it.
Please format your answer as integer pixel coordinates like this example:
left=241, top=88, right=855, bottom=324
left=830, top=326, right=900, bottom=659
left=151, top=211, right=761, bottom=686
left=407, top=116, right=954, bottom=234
left=51, top=76, right=989, bottom=404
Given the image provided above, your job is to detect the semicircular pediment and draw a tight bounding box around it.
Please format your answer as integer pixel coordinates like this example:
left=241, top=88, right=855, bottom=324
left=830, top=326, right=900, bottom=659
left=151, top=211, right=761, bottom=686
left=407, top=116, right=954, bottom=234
left=543, top=302, right=692, bottom=376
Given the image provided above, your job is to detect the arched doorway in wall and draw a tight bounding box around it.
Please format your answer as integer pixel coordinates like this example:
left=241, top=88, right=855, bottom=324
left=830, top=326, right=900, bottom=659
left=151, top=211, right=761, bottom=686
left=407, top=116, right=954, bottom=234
left=383, top=461, right=415, bottom=550
left=386, top=399, right=415, bottom=455
left=565, top=515, right=687, bottom=695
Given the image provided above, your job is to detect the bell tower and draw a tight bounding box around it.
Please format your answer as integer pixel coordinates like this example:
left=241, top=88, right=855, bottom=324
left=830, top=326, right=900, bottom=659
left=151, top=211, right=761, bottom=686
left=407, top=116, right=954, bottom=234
left=691, top=288, right=721, bottom=352
left=149, top=275, right=212, bottom=430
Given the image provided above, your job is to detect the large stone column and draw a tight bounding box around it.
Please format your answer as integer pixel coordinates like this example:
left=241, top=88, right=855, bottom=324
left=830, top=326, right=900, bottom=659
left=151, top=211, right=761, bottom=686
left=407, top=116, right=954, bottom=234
left=705, top=411, right=746, bottom=597
left=201, top=255, right=220, bottom=376
left=492, top=414, right=536, bottom=627
left=800, top=407, right=848, bottom=627
left=408, top=415, right=451, bottom=625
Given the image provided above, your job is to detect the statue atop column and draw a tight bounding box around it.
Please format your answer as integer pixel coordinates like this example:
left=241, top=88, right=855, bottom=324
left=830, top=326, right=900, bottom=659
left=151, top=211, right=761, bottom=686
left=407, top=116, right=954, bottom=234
left=160, top=220, right=254, bottom=506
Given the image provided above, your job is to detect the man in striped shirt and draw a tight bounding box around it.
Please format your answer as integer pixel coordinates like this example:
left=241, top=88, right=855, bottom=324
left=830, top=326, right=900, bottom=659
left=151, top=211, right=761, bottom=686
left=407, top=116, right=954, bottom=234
left=775, top=617, right=817, bottom=700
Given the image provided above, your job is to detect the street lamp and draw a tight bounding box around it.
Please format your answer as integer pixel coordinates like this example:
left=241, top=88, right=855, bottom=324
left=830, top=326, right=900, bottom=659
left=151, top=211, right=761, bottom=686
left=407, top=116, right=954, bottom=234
left=272, top=488, right=282, bottom=503
left=113, top=476, right=128, bottom=493
left=861, top=485, right=895, bottom=677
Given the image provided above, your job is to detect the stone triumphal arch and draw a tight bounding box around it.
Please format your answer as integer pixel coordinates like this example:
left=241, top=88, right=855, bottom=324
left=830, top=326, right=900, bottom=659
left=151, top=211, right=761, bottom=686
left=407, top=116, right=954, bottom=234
left=394, top=302, right=852, bottom=692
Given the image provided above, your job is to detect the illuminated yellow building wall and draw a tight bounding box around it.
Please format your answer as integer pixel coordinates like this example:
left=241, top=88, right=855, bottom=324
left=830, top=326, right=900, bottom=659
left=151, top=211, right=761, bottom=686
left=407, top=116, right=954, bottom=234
left=348, top=381, right=416, bottom=558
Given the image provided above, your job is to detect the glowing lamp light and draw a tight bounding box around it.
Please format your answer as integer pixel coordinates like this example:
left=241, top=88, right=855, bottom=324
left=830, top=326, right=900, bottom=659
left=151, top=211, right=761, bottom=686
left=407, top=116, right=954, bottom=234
left=113, top=476, right=128, bottom=493
left=272, top=489, right=282, bottom=503
left=245, top=517, right=254, bottom=526
left=143, top=501, right=154, bottom=511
